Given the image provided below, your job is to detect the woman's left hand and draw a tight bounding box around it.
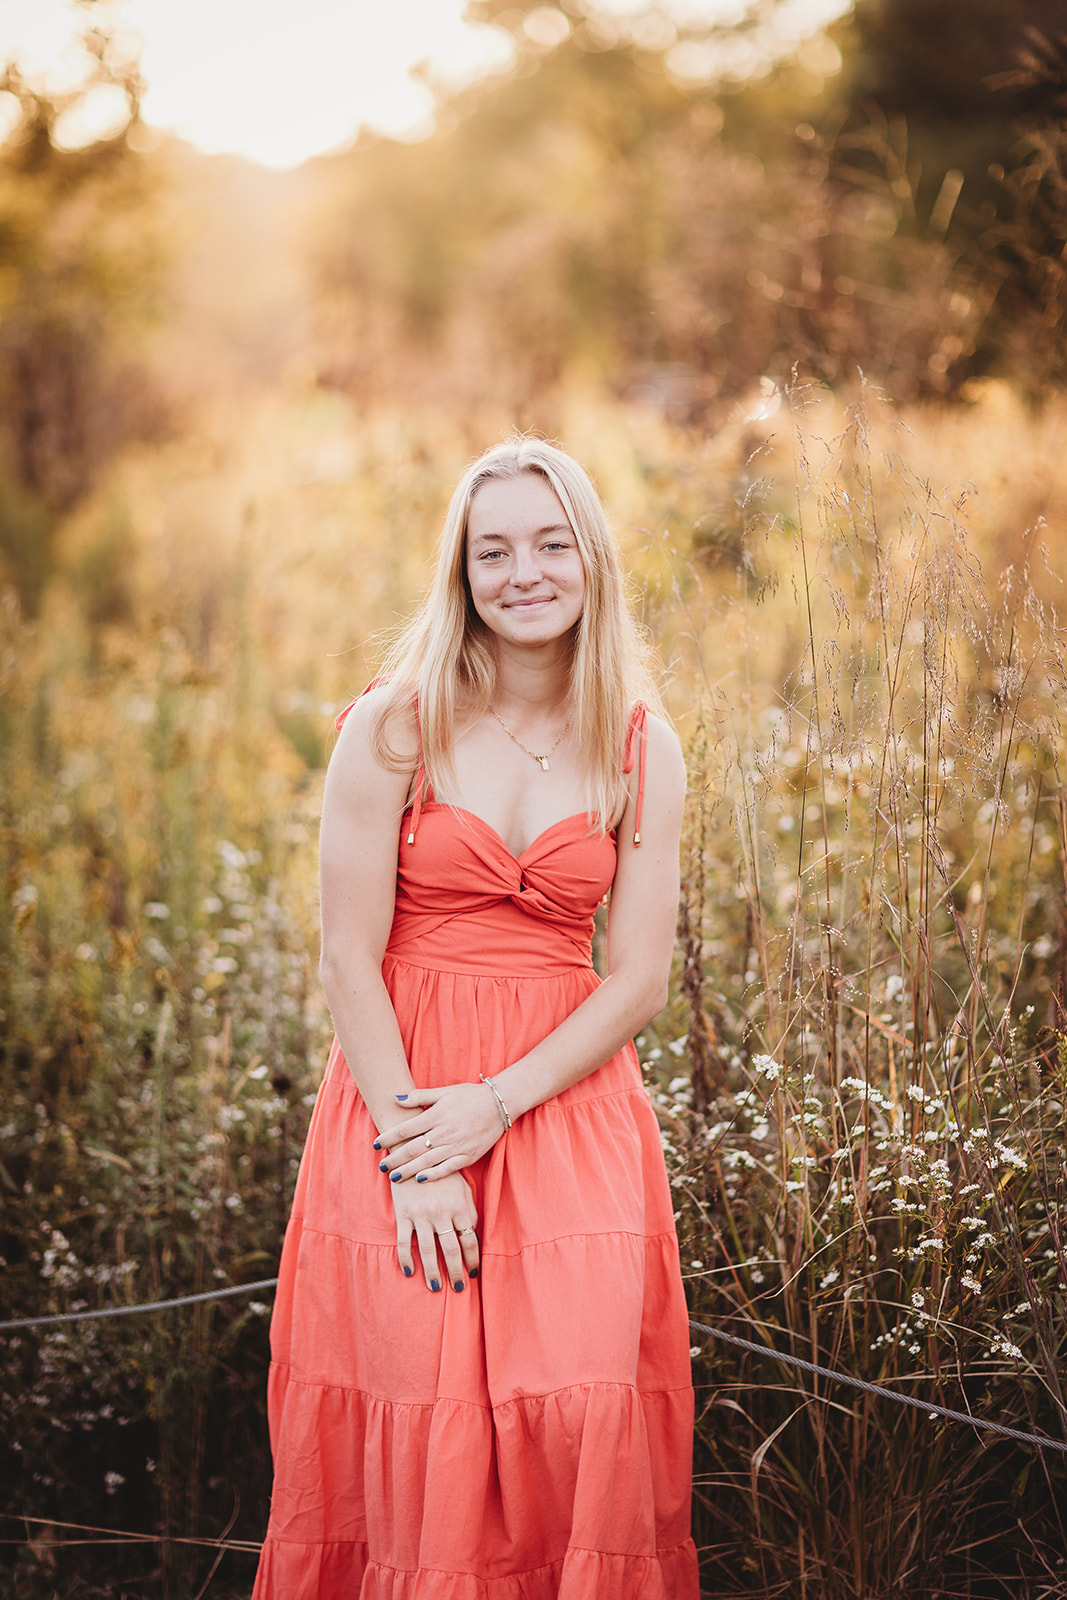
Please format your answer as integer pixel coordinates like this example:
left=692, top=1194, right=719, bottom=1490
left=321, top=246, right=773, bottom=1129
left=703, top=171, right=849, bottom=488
left=375, top=1081, right=507, bottom=1182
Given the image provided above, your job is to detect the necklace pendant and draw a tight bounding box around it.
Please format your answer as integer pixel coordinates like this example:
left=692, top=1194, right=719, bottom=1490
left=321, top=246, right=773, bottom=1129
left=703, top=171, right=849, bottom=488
left=538, top=755, right=550, bottom=771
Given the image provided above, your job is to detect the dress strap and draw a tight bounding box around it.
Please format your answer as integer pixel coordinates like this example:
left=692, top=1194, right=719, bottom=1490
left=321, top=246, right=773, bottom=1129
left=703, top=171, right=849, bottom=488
left=622, top=702, right=648, bottom=847
left=333, top=674, right=391, bottom=730
left=334, top=679, right=426, bottom=846
left=406, top=696, right=426, bottom=845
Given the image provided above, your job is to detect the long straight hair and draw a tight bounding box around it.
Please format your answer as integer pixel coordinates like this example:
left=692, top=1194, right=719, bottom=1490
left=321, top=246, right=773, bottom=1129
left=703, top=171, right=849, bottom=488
left=369, top=437, right=662, bottom=829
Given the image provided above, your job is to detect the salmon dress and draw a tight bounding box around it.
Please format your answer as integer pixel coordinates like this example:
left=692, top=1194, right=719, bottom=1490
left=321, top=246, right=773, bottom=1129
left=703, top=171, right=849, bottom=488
left=253, top=704, right=699, bottom=1600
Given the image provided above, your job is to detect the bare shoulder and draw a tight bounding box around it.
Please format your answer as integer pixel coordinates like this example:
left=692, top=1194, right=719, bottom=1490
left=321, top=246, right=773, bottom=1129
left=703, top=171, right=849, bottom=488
left=325, top=685, right=418, bottom=820
left=641, top=710, right=686, bottom=796
left=331, top=684, right=418, bottom=770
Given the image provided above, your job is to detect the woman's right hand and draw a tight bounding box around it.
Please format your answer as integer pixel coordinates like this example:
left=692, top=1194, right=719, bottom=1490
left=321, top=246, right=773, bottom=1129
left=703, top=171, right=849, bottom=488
left=392, top=1171, right=481, bottom=1292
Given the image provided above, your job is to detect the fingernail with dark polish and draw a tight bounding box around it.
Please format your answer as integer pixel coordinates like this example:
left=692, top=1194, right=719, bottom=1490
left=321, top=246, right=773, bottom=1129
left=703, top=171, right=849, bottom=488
left=391, top=1171, right=403, bottom=1182
left=430, top=1279, right=441, bottom=1292
left=396, top=1094, right=408, bottom=1101
left=416, top=1173, right=427, bottom=1183
left=469, top=1267, right=479, bottom=1279
left=372, top=1139, right=381, bottom=1150
left=453, top=1280, right=465, bottom=1292
left=403, top=1265, right=413, bottom=1277
left=379, top=1161, right=389, bottom=1172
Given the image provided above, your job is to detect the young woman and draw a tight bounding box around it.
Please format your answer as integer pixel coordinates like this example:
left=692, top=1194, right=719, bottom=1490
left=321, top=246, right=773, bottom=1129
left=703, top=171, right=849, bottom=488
left=253, top=439, right=699, bottom=1599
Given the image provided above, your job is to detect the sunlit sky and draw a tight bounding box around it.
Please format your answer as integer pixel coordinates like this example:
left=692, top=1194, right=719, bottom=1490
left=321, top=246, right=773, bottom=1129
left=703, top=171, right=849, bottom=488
left=0, top=0, right=849, bottom=168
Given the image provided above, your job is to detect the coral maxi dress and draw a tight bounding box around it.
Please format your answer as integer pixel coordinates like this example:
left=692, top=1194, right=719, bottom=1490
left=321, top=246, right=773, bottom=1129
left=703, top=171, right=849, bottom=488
left=253, top=703, right=699, bottom=1600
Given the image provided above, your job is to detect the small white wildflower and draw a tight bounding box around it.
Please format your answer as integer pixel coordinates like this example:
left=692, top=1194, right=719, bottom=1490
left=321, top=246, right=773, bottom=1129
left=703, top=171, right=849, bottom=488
left=960, top=1273, right=982, bottom=1294
left=752, top=1054, right=783, bottom=1081
left=906, top=1085, right=925, bottom=1104
left=910, top=1291, right=925, bottom=1310
left=667, top=1037, right=689, bottom=1057
left=689, top=1345, right=702, bottom=1358
left=667, top=1075, right=689, bottom=1094
left=144, top=902, right=170, bottom=919
left=819, top=1268, right=840, bottom=1290
left=690, top=1260, right=704, bottom=1271
left=989, top=1337, right=1022, bottom=1359
left=104, top=1472, right=125, bottom=1495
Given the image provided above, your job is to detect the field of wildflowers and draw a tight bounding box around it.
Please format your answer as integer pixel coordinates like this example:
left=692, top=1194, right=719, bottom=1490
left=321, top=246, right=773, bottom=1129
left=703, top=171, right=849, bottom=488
left=1, top=381, right=1065, bottom=1596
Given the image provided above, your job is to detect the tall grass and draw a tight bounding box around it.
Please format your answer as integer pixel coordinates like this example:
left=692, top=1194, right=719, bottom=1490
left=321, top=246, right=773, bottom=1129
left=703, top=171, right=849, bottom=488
left=644, top=384, right=1067, bottom=1594
left=1, top=381, right=1066, bottom=1595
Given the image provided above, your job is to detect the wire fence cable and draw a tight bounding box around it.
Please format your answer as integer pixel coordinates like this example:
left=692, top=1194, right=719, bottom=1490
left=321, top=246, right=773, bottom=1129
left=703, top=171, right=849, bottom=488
left=689, top=1318, right=1067, bottom=1454
left=3, top=1277, right=1065, bottom=1455
left=0, top=1279, right=280, bottom=1330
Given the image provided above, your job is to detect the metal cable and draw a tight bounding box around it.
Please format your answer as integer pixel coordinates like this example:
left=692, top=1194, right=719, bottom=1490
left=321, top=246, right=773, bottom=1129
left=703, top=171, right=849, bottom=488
left=4, top=1279, right=1063, bottom=1456
left=689, top=1319, right=1067, bottom=1454
left=0, top=1279, right=280, bottom=1331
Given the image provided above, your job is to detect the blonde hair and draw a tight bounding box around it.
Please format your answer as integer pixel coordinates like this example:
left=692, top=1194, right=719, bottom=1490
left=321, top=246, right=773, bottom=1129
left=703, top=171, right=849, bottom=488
left=370, top=437, right=662, bottom=829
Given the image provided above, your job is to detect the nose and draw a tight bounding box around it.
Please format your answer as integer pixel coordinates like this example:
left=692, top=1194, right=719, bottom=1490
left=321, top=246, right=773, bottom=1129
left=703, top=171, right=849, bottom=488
left=509, top=544, right=542, bottom=588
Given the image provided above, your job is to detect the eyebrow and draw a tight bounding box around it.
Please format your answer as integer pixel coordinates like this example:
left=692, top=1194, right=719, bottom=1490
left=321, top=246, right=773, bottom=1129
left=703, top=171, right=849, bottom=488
left=469, top=522, right=572, bottom=546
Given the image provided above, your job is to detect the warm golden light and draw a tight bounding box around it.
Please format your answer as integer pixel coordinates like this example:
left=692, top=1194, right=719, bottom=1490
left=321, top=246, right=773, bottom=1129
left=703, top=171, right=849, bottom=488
left=0, top=0, right=850, bottom=166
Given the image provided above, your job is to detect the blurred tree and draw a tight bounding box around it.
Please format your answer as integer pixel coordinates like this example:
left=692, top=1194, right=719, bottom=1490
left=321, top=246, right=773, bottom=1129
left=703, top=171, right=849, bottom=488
left=0, top=15, right=165, bottom=608
left=308, top=0, right=1067, bottom=414
left=838, top=0, right=1067, bottom=386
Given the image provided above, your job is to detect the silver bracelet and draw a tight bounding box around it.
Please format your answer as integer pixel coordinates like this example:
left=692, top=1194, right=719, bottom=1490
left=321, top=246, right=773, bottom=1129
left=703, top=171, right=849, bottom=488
left=479, top=1073, right=513, bottom=1130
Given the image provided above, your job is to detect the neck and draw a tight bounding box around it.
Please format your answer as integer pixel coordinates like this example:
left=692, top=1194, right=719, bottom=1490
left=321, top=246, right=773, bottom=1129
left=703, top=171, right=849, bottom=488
left=490, top=641, right=572, bottom=716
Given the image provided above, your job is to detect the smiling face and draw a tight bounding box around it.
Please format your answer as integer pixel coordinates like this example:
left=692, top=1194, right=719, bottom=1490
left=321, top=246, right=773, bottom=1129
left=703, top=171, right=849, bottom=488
left=465, top=471, right=587, bottom=652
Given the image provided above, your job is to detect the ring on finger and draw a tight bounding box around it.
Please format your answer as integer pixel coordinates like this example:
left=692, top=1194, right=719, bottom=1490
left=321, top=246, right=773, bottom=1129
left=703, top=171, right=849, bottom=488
left=437, top=1226, right=456, bottom=1237
left=424, top=1134, right=433, bottom=1149
left=458, top=1225, right=477, bottom=1237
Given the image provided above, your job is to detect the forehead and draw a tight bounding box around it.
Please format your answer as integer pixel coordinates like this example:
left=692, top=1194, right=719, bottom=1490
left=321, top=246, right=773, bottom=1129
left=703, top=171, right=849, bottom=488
left=467, top=471, right=572, bottom=541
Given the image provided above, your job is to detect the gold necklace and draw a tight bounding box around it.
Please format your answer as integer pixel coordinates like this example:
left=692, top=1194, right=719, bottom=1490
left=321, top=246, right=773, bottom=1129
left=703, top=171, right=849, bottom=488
left=489, top=706, right=571, bottom=772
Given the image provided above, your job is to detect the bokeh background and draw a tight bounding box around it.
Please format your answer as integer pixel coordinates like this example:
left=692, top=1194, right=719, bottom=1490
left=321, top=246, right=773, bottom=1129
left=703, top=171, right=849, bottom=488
left=2, top=1, right=1067, bottom=1595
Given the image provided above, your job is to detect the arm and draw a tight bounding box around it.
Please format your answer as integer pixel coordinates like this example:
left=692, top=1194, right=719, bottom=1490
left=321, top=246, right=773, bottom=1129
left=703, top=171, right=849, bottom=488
left=319, top=690, right=480, bottom=1289
left=377, top=713, right=686, bottom=1177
